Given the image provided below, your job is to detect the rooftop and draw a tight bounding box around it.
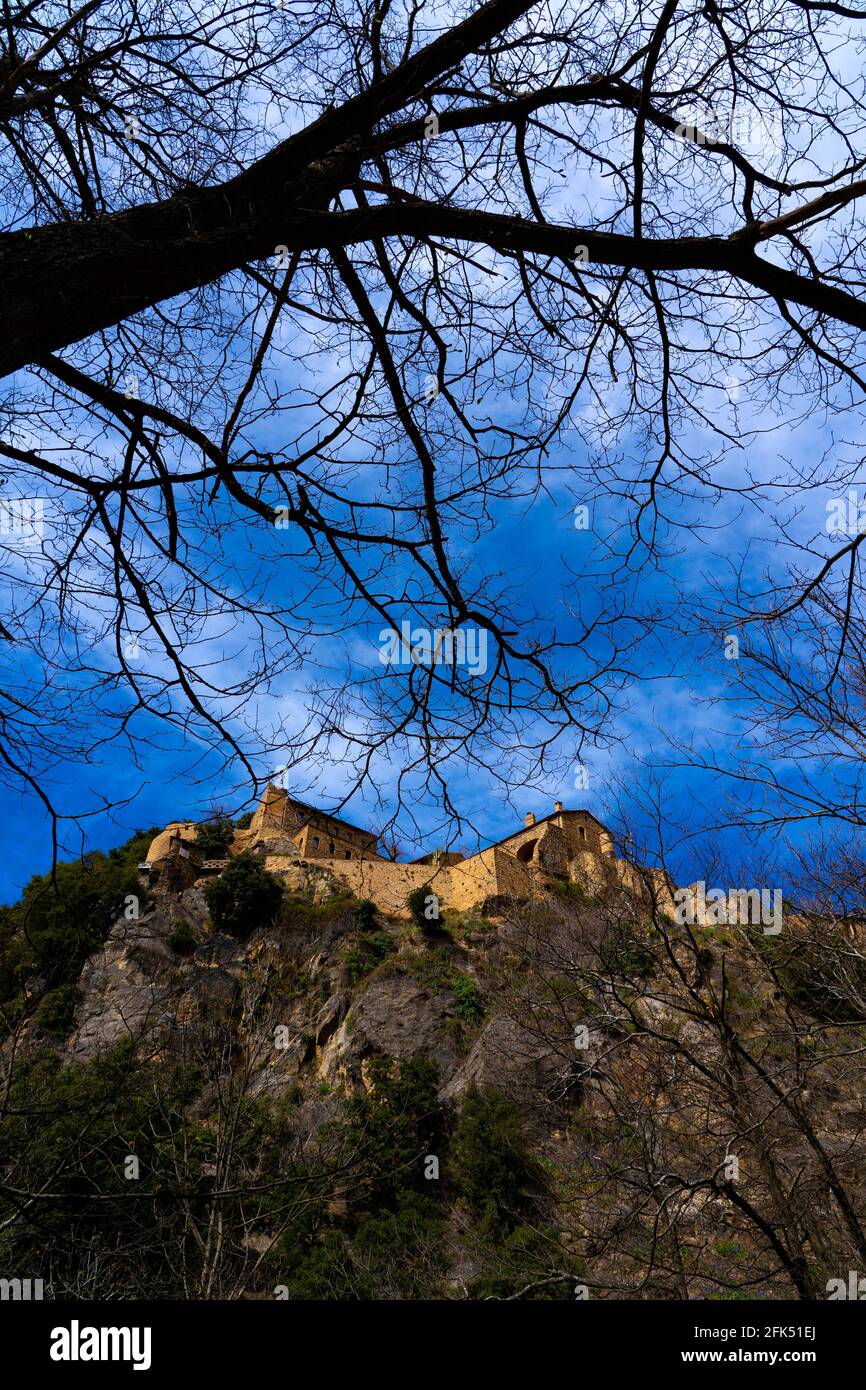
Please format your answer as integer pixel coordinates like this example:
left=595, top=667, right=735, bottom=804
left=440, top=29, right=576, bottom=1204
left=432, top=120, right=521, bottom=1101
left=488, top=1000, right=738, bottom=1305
left=263, top=786, right=378, bottom=842
left=488, top=806, right=607, bottom=851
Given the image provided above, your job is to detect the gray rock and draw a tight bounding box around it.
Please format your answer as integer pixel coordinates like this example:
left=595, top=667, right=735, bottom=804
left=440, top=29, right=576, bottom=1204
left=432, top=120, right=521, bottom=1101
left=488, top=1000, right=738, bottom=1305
left=315, top=991, right=348, bottom=1046
left=66, top=913, right=177, bottom=1062
left=318, top=974, right=465, bottom=1089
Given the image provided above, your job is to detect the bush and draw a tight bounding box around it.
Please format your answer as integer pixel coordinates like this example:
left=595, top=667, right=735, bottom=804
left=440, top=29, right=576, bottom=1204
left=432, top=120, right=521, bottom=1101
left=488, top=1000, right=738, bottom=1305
left=406, top=884, right=443, bottom=935
left=401, top=941, right=456, bottom=992
left=341, top=1054, right=444, bottom=1201
left=271, top=1056, right=448, bottom=1297
left=755, top=928, right=866, bottom=1023
left=550, top=878, right=587, bottom=904
left=194, top=814, right=235, bottom=858
left=273, top=1190, right=447, bottom=1301
left=203, top=854, right=283, bottom=938
left=353, top=899, right=377, bottom=932
left=0, top=827, right=156, bottom=1004
left=450, top=1085, right=544, bottom=1230
left=453, top=973, right=483, bottom=1023
left=344, top=930, right=395, bottom=984
left=34, top=983, right=81, bottom=1036
left=168, top=923, right=197, bottom=956
left=599, top=921, right=655, bottom=980
left=0, top=1040, right=203, bottom=1296
left=467, top=1221, right=583, bottom=1300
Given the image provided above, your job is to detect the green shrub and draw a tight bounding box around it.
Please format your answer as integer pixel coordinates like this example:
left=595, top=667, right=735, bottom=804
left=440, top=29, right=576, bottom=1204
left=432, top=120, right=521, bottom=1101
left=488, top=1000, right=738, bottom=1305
left=406, top=884, right=440, bottom=934
left=755, top=928, right=866, bottom=1023
left=451, top=1085, right=544, bottom=1230
left=453, top=973, right=483, bottom=1023
left=599, top=921, right=655, bottom=980
left=401, top=941, right=455, bottom=992
left=353, top=899, right=377, bottom=932
left=344, top=930, right=395, bottom=984
left=341, top=1054, right=444, bottom=1201
left=467, top=1221, right=583, bottom=1300
left=0, top=827, right=156, bottom=1004
left=271, top=1056, right=448, bottom=1298
left=550, top=878, right=587, bottom=904
left=194, top=814, right=235, bottom=858
left=0, top=1040, right=203, bottom=1295
left=273, top=1191, right=447, bottom=1300
left=203, top=854, right=283, bottom=938
left=343, top=943, right=366, bottom=983
left=168, top=923, right=197, bottom=956
left=34, top=983, right=81, bottom=1036
left=278, top=890, right=353, bottom=932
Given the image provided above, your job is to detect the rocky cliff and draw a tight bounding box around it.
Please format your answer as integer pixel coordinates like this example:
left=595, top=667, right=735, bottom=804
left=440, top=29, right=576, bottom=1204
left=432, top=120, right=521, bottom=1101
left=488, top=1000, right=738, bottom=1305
left=4, top=842, right=866, bottom=1301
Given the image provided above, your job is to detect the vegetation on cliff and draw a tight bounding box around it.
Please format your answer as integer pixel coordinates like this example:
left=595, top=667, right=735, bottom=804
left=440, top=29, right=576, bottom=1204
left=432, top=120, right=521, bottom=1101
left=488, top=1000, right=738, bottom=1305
left=0, top=828, right=157, bottom=1027
left=1, top=834, right=866, bottom=1301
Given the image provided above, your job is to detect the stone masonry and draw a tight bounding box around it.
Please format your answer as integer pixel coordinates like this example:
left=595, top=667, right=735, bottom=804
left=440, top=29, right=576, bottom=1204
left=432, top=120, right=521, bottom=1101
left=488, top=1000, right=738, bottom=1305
left=145, top=787, right=677, bottom=918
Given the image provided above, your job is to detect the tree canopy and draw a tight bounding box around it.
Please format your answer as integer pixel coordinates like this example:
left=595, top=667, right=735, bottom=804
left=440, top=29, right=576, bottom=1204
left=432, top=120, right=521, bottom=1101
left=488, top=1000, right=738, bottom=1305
left=3, top=0, right=866, bottom=851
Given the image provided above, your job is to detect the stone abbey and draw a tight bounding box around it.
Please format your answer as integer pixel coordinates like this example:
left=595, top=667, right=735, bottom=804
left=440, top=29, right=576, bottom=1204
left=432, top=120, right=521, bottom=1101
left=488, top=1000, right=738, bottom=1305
left=145, top=785, right=677, bottom=917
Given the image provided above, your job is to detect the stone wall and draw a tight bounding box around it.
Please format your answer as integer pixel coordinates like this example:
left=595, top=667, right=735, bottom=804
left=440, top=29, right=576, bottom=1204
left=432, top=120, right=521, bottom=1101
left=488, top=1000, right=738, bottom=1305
left=294, top=823, right=370, bottom=862
left=445, top=846, right=533, bottom=910
left=146, top=822, right=199, bottom=864
left=568, top=850, right=677, bottom=915
left=263, top=855, right=434, bottom=914
left=146, top=792, right=677, bottom=923
left=262, top=843, right=537, bottom=917
left=496, top=809, right=607, bottom=865
left=251, top=785, right=380, bottom=862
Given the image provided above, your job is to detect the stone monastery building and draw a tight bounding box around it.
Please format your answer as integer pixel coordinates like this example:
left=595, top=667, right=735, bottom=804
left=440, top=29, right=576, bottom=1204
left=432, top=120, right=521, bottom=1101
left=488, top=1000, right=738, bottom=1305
left=146, top=785, right=675, bottom=917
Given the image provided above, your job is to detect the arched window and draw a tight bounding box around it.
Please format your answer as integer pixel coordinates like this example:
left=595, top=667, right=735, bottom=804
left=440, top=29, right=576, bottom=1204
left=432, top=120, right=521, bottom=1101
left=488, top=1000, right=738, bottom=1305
left=312, top=835, right=319, bottom=849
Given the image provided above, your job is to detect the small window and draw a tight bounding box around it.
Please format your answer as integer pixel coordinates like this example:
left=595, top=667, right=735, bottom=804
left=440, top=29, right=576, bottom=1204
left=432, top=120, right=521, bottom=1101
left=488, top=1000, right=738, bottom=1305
left=312, top=835, right=319, bottom=849
left=328, top=840, right=334, bottom=855
left=579, top=827, right=586, bottom=841
left=344, top=850, right=351, bottom=860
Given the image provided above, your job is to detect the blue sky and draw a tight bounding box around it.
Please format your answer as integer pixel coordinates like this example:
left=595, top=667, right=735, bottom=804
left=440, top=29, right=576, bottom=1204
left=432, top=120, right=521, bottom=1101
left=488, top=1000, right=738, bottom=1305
left=2, top=2, right=864, bottom=904
left=0, top=410, right=858, bottom=905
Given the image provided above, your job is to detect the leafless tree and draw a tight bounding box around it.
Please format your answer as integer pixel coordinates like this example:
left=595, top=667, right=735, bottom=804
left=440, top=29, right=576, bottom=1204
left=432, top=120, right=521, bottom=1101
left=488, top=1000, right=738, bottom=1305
left=2, top=0, right=866, bottom=853
left=494, top=846, right=866, bottom=1299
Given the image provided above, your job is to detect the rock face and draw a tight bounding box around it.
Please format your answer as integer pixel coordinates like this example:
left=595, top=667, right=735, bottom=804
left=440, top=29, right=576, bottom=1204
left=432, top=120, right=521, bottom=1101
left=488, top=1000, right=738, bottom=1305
left=317, top=975, right=466, bottom=1089
left=248, top=834, right=301, bottom=858
left=59, top=866, right=561, bottom=1123
left=17, top=839, right=866, bottom=1304
left=65, top=890, right=245, bottom=1062
left=439, top=1014, right=563, bottom=1115
left=58, top=866, right=515, bottom=1127
left=66, top=910, right=177, bottom=1061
